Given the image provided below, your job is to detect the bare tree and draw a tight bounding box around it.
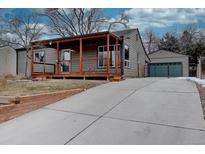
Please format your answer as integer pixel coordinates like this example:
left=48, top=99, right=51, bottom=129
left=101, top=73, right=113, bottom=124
left=0, top=11, right=45, bottom=77
left=108, top=11, right=129, bottom=31
left=144, top=31, right=159, bottom=53
left=42, top=8, right=129, bottom=37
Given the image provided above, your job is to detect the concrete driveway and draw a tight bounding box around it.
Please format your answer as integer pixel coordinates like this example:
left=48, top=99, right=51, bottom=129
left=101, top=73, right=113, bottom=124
left=1, top=78, right=205, bottom=144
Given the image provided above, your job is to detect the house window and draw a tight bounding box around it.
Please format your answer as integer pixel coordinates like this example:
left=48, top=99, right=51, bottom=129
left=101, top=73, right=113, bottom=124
left=98, top=46, right=106, bottom=67
left=124, top=44, right=130, bottom=68
left=110, top=45, right=115, bottom=67
left=35, top=50, right=45, bottom=63
left=98, top=45, right=120, bottom=68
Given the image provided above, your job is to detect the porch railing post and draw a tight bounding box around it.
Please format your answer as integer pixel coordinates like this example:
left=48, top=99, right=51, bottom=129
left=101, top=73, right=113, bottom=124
left=43, top=63, right=45, bottom=75
left=56, top=41, right=60, bottom=74
left=80, top=38, right=83, bottom=74
left=106, top=34, right=110, bottom=74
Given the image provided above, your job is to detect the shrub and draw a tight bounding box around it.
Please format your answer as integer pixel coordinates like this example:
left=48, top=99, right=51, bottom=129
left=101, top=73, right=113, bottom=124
left=0, top=76, right=8, bottom=89
left=4, top=74, right=15, bottom=80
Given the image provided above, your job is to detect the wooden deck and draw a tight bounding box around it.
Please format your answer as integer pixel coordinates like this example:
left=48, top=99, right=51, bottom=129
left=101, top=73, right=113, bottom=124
left=31, top=32, right=123, bottom=81
left=32, top=72, right=122, bottom=81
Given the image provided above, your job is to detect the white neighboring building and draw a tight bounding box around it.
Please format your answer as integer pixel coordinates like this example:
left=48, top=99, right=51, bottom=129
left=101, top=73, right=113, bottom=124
left=0, top=46, right=16, bottom=76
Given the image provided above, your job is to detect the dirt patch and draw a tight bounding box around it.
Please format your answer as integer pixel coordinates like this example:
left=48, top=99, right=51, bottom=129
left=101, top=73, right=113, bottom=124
left=196, top=84, right=205, bottom=119
left=0, top=89, right=82, bottom=123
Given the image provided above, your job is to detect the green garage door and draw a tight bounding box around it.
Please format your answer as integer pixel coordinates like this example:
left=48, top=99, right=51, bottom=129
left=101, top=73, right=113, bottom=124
left=149, top=63, right=182, bottom=77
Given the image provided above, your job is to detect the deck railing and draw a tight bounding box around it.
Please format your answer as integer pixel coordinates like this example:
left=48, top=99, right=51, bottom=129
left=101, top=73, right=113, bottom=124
left=33, top=62, right=55, bottom=74
left=59, top=57, right=121, bottom=75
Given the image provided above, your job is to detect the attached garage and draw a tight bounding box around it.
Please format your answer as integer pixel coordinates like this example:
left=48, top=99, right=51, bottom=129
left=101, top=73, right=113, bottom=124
left=148, top=50, right=189, bottom=77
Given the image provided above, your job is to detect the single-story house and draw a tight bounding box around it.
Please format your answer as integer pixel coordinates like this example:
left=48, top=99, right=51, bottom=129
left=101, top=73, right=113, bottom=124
left=148, top=50, right=189, bottom=77
left=0, top=46, right=16, bottom=76
left=16, top=28, right=150, bottom=80
left=1, top=29, right=190, bottom=79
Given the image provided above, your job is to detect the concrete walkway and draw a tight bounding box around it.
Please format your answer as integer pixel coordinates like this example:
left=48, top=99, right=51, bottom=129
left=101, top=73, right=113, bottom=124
left=1, top=78, right=205, bottom=144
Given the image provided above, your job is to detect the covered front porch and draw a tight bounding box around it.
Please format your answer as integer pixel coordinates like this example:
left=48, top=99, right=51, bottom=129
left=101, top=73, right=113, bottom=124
left=31, top=32, right=124, bottom=81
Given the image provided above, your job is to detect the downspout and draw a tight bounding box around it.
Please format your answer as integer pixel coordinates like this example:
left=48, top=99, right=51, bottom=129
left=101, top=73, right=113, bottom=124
left=16, top=50, right=18, bottom=75
left=137, top=52, right=139, bottom=77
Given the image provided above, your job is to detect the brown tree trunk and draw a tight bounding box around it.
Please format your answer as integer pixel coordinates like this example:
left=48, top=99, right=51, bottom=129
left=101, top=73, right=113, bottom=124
left=25, top=49, right=29, bottom=78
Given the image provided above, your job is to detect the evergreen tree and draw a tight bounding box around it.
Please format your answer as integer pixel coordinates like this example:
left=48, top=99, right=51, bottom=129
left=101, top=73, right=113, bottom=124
left=158, top=32, right=180, bottom=52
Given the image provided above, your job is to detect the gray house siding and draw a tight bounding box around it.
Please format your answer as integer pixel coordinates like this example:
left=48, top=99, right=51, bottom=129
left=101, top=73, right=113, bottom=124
left=70, top=51, right=80, bottom=71
left=148, top=50, right=189, bottom=77
left=17, top=48, right=108, bottom=75
left=114, top=29, right=149, bottom=78
left=17, top=48, right=56, bottom=76
left=68, top=50, right=96, bottom=72
left=70, top=49, right=116, bottom=73
left=83, top=50, right=96, bottom=71
left=33, top=48, right=56, bottom=73
left=16, top=29, right=149, bottom=78
left=17, top=50, right=26, bottom=75
left=17, top=50, right=32, bottom=77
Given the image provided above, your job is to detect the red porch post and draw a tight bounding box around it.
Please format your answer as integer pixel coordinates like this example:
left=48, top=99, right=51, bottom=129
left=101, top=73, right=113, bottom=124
left=106, top=34, right=110, bottom=74
left=115, top=39, right=119, bottom=76
left=56, top=41, right=60, bottom=74
left=79, top=38, right=83, bottom=74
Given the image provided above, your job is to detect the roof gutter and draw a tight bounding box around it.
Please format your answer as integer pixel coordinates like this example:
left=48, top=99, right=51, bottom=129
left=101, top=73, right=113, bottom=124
left=137, top=28, right=151, bottom=62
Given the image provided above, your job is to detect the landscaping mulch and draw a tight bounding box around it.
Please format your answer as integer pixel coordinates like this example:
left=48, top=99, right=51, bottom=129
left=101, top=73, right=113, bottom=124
left=0, top=89, right=82, bottom=123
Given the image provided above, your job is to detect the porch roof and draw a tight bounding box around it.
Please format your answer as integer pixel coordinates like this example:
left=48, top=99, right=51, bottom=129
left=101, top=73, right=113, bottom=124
left=32, top=31, right=122, bottom=46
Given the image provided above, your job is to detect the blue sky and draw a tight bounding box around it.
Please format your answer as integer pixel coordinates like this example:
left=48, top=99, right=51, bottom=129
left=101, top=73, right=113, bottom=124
left=104, top=8, right=128, bottom=17
left=1, top=8, right=205, bottom=37
left=105, top=8, right=205, bottom=36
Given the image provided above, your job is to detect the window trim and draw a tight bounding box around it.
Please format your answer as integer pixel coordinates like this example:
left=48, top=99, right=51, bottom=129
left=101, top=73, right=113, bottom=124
left=124, top=59, right=131, bottom=68
left=124, top=44, right=131, bottom=68
left=97, top=44, right=120, bottom=68
left=34, top=50, right=46, bottom=63
left=97, top=46, right=106, bottom=68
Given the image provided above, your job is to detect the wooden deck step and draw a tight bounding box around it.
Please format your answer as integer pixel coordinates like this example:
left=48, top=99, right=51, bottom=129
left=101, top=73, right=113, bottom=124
left=112, top=76, right=123, bottom=81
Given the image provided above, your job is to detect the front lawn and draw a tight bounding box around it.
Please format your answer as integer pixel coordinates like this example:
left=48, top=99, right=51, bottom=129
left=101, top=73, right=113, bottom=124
left=0, top=77, right=107, bottom=123
left=0, top=78, right=106, bottom=96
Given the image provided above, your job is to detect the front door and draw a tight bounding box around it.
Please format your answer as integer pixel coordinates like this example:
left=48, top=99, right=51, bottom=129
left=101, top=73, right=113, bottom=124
left=61, top=50, right=71, bottom=72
